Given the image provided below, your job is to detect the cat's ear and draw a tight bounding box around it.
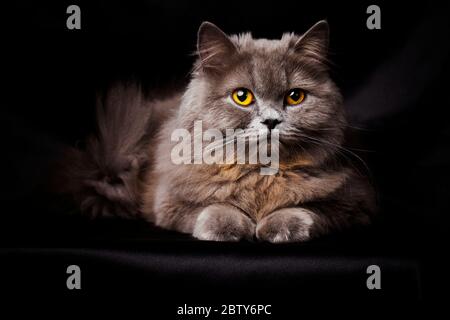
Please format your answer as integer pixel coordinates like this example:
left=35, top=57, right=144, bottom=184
left=197, top=22, right=237, bottom=73
left=293, top=20, right=329, bottom=63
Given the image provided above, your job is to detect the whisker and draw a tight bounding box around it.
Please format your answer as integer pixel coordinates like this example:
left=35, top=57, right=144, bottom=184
left=296, top=133, right=372, bottom=177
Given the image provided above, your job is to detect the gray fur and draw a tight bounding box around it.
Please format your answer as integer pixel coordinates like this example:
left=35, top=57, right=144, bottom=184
left=67, top=21, right=375, bottom=242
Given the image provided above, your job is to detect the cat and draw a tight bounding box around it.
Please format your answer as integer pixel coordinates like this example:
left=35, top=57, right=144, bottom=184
left=62, top=20, right=375, bottom=242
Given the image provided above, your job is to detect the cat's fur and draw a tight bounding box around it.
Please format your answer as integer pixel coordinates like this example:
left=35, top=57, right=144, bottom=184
left=64, top=21, right=375, bottom=242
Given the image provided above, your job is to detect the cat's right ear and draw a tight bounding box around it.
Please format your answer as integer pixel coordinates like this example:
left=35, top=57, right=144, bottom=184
left=197, top=22, right=237, bottom=74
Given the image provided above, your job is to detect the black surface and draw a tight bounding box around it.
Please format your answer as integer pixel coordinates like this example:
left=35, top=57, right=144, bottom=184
left=2, top=0, right=450, bottom=309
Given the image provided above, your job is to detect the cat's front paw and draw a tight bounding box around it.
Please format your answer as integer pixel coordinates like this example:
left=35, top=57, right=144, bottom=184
left=256, top=208, right=315, bottom=243
left=193, top=204, right=255, bottom=242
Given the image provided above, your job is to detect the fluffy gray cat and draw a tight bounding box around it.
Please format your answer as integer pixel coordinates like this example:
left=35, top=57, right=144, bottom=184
left=63, top=21, right=375, bottom=242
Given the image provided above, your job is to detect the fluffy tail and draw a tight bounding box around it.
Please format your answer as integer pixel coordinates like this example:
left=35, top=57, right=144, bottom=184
left=59, top=84, right=153, bottom=218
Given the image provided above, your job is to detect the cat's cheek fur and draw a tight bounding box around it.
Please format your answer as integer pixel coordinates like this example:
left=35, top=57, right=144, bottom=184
left=192, top=204, right=256, bottom=241
left=256, top=208, right=316, bottom=243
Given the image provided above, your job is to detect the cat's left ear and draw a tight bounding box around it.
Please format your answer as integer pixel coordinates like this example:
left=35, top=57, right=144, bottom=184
left=197, top=22, right=238, bottom=74
left=293, top=20, right=329, bottom=63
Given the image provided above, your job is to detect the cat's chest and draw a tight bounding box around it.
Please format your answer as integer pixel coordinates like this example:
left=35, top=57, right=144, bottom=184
left=208, top=166, right=306, bottom=221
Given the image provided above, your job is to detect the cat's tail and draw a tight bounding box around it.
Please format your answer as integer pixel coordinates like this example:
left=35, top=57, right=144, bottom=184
left=58, top=84, right=154, bottom=218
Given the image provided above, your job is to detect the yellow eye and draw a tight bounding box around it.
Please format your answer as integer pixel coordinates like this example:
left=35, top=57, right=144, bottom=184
left=285, top=88, right=306, bottom=106
left=232, top=88, right=254, bottom=106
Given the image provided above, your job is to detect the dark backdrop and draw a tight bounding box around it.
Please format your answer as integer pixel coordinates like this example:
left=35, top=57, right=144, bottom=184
left=1, top=0, right=450, bottom=307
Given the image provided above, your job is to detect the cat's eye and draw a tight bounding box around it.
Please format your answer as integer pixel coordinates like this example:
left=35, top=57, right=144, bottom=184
left=285, top=88, right=306, bottom=106
left=231, top=88, right=254, bottom=107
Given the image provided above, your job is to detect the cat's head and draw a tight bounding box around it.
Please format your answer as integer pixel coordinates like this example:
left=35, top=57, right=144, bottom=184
left=179, top=21, right=346, bottom=165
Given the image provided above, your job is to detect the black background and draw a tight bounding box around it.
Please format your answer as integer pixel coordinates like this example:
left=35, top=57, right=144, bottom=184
left=1, top=0, right=450, bottom=310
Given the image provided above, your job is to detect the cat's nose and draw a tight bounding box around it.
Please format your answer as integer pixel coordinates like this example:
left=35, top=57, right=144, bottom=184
left=261, top=118, right=282, bottom=130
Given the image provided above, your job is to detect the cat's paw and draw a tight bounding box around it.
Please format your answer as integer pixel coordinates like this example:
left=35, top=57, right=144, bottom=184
left=256, top=208, right=315, bottom=243
left=193, top=204, right=255, bottom=241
